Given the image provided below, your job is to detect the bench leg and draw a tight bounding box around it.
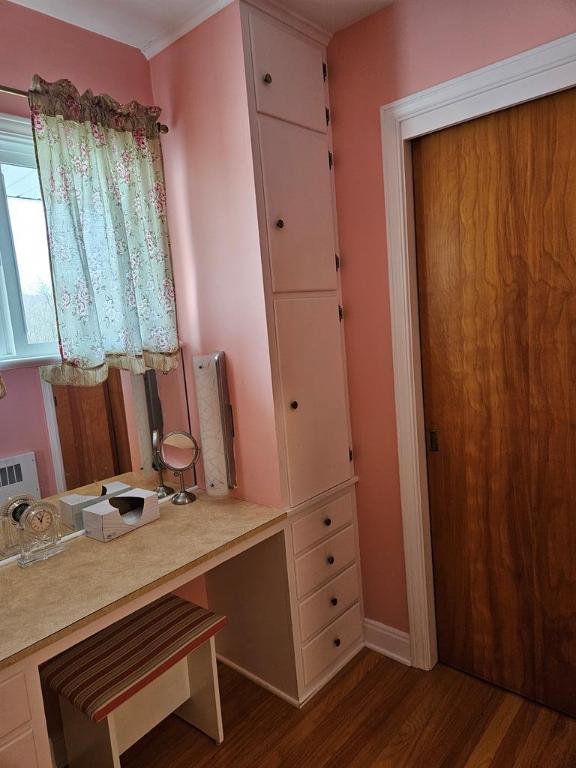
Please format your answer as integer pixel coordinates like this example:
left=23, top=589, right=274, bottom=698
left=175, top=636, right=224, bottom=744
left=60, top=695, right=121, bottom=768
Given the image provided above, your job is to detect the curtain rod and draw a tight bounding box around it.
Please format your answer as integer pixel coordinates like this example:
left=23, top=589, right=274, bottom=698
left=0, top=84, right=169, bottom=133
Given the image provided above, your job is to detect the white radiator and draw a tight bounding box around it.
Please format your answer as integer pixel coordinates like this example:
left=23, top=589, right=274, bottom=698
left=0, top=451, right=40, bottom=502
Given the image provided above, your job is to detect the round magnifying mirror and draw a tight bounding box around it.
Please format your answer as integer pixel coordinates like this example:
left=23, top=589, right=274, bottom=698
left=160, top=431, right=200, bottom=505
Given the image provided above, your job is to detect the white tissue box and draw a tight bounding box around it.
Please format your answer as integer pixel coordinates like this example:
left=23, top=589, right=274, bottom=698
left=59, top=482, right=131, bottom=530
left=82, top=489, right=159, bottom=542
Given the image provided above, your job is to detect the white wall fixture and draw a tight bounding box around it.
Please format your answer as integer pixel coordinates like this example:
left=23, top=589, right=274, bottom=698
left=193, top=352, right=236, bottom=497
left=381, top=31, right=576, bottom=670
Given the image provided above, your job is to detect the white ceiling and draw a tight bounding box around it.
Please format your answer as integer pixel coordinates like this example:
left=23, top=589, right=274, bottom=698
left=8, top=0, right=393, bottom=58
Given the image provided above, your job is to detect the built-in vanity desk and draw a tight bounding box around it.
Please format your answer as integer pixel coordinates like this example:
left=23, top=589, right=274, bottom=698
left=0, top=475, right=289, bottom=768
left=0, top=471, right=364, bottom=767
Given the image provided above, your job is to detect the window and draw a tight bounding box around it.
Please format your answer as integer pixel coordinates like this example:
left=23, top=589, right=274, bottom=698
left=0, top=114, right=58, bottom=363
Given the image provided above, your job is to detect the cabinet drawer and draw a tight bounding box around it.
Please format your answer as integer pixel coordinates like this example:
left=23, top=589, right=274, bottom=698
left=259, top=117, right=337, bottom=293
left=0, top=729, right=38, bottom=768
left=299, top=564, right=360, bottom=643
left=302, top=603, right=362, bottom=685
left=250, top=13, right=327, bottom=133
left=0, top=673, right=31, bottom=739
left=292, top=493, right=354, bottom=554
left=295, top=525, right=356, bottom=598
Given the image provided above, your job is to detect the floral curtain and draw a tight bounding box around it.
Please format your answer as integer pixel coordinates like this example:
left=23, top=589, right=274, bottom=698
left=28, top=75, right=179, bottom=386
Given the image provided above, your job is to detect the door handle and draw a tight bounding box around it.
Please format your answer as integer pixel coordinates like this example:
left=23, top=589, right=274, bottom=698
left=427, top=430, right=439, bottom=452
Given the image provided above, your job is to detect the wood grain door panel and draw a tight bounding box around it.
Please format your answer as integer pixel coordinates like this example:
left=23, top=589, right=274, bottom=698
left=53, top=369, right=131, bottom=491
left=274, top=297, right=351, bottom=506
left=258, top=116, right=337, bottom=293
left=413, top=88, right=576, bottom=716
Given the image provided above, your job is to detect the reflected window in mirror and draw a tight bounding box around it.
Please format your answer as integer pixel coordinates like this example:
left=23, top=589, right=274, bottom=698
left=0, top=114, right=58, bottom=364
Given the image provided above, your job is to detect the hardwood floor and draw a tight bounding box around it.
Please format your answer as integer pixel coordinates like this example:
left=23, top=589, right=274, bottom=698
left=122, top=650, right=576, bottom=767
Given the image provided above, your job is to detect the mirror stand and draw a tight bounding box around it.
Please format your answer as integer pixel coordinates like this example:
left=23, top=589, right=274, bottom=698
left=154, top=467, right=175, bottom=500
left=172, top=472, right=196, bottom=505
left=158, top=431, right=200, bottom=506
left=152, top=429, right=175, bottom=499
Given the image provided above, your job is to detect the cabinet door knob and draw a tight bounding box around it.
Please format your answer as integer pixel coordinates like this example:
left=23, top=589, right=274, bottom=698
left=327, top=555, right=335, bottom=565
left=324, top=517, right=332, bottom=527
left=276, top=219, right=285, bottom=229
left=263, top=73, right=273, bottom=84
left=334, top=638, right=341, bottom=648
left=331, top=597, right=338, bottom=606
left=290, top=401, right=299, bottom=410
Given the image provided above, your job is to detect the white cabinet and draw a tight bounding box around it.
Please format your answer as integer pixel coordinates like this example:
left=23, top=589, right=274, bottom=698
left=249, top=13, right=327, bottom=133
left=241, top=3, right=364, bottom=699
left=275, top=297, right=351, bottom=506
left=0, top=663, right=51, bottom=767
left=258, top=116, right=337, bottom=293
left=0, top=729, right=39, bottom=768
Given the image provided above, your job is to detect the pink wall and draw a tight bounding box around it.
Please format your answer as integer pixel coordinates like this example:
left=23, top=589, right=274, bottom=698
left=0, top=368, right=56, bottom=496
left=0, top=0, right=152, bottom=117
left=150, top=4, right=282, bottom=509
left=328, top=0, right=576, bottom=631
left=0, top=1, right=153, bottom=497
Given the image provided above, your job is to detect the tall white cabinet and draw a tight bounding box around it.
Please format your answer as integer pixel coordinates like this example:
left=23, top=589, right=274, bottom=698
left=240, top=2, right=364, bottom=700
left=201, top=0, right=364, bottom=704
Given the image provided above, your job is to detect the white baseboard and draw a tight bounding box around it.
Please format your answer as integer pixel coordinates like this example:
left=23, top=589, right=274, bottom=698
left=364, top=619, right=411, bottom=666
left=216, top=654, right=301, bottom=708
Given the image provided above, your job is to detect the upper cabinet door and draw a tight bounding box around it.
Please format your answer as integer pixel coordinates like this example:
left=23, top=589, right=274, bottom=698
left=250, top=14, right=327, bottom=133
left=275, top=297, right=352, bottom=506
left=259, top=116, right=337, bottom=293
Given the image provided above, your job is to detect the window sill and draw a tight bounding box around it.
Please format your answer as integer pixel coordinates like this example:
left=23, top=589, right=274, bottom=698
left=0, top=354, right=60, bottom=372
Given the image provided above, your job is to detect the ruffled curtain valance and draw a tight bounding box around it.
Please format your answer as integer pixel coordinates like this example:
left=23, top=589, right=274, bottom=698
left=29, top=75, right=179, bottom=386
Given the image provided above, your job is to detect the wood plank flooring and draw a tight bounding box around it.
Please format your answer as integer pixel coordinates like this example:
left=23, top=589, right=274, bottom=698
left=122, top=650, right=576, bottom=768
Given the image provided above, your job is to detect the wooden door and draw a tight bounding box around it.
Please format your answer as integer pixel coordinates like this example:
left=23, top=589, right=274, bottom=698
left=53, top=369, right=132, bottom=490
left=250, top=13, right=327, bottom=133
left=258, top=116, right=337, bottom=293
left=274, top=297, right=351, bottom=506
left=413, top=88, right=576, bottom=716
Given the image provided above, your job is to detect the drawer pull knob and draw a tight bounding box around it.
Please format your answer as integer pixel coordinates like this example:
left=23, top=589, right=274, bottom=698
left=327, top=555, right=335, bottom=565
left=334, top=638, right=342, bottom=648
left=331, top=597, right=338, bottom=606
left=263, top=73, right=273, bottom=84
left=276, top=218, right=285, bottom=229
left=324, top=517, right=332, bottom=527
left=290, top=401, right=299, bottom=410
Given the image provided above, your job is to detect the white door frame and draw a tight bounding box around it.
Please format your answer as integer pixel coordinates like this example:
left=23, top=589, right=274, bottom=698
left=380, top=31, right=576, bottom=670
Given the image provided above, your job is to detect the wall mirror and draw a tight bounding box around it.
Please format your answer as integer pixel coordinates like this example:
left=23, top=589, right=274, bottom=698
left=0, top=363, right=193, bottom=560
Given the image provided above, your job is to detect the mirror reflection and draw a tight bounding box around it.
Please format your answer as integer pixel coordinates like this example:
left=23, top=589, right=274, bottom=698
left=160, top=432, right=199, bottom=471
left=0, top=363, right=192, bottom=558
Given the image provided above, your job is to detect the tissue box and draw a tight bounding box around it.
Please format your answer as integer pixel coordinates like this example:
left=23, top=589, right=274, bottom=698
left=82, top=489, right=159, bottom=542
left=59, top=482, right=131, bottom=530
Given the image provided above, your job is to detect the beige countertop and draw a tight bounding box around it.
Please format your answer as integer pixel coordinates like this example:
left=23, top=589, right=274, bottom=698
left=0, top=484, right=285, bottom=670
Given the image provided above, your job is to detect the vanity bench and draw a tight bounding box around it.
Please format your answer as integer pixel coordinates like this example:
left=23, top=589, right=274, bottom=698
left=42, top=594, right=226, bottom=768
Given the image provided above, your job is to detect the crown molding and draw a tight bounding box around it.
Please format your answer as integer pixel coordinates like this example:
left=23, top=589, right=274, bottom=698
left=242, top=0, right=332, bottom=46
left=143, top=0, right=332, bottom=59
left=143, top=0, right=234, bottom=59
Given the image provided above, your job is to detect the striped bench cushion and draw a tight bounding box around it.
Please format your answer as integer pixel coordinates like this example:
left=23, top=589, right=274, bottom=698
left=41, top=594, right=227, bottom=723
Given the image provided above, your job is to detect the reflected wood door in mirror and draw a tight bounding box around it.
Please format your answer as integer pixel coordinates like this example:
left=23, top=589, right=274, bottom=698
left=413, top=87, right=576, bottom=716
left=53, top=369, right=132, bottom=490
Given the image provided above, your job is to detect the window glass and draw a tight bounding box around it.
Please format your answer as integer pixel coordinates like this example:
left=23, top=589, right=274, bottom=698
left=1, top=163, right=57, bottom=346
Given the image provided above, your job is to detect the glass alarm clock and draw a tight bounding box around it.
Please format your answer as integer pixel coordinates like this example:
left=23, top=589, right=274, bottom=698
left=1, top=493, right=65, bottom=567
